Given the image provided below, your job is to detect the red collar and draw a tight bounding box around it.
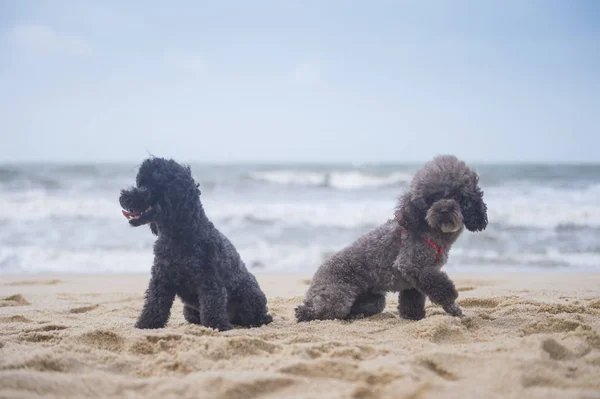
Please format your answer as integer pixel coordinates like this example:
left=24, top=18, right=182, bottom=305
left=423, top=237, right=443, bottom=262
left=396, top=219, right=444, bottom=263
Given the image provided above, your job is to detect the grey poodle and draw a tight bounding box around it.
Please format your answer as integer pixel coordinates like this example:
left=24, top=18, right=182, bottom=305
left=119, top=157, right=272, bottom=330
left=295, top=155, right=487, bottom=322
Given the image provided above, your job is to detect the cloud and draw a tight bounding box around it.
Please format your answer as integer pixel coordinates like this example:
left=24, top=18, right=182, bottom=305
left=8, top=24, right=92, bottom=57
left=291, top=60, right=323, bottom=84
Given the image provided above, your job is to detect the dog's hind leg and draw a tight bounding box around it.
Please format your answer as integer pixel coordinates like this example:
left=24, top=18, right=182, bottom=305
left=349, top=292, right=386, bottom=319
left=228, top=275, right=272, bottom=327
left=197, top=280, right=233, bottom=331
left=296, top=283, right=360, bottom=322
left=183, top=304, right=202, bottom=325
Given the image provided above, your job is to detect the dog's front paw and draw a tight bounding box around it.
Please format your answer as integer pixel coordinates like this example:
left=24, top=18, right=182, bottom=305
left=442, top=302, right=464, bottom=317
left=208, top=322, right=233, bottom=332
left=135, top=312, right=169, bottom=330
left=295, top=305, right=314, bottom=322
left=135, top=316, right=167, bottom=329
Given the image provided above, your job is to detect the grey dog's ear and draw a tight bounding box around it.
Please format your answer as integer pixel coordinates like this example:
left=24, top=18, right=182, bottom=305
left=462, top=187, right=488, bottom=232
left=395, top=193, right=428, bottom=231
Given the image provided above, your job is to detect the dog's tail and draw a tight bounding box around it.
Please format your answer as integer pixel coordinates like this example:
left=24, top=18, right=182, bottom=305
left=261, top=313, right=273, bottom=326
left=294, top=304, right=315, bottom=322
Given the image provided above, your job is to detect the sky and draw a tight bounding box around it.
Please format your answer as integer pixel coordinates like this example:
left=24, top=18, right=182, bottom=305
left=0, top=0, right=598, bottom=163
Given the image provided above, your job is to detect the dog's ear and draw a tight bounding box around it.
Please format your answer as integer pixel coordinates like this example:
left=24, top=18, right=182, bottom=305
left=149, top=222, right=159, bottom=236
left=151, top=171, right=168, bottom=186
left=462, top=187, right=488, bottom=232
left=395, top=192, right=428, bottom=231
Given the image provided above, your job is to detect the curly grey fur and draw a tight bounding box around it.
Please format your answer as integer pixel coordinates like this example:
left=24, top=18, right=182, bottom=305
left=295, top=155, right=487, bottom=322
left=119, top=157, right=272, bottom=331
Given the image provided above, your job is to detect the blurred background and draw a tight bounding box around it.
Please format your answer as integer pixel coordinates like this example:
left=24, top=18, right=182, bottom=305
left=1, top=1, right=598, bottom=274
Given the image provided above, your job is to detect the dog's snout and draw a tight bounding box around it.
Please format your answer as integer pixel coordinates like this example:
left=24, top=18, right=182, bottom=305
left=119, top=187, right=151, bottom=211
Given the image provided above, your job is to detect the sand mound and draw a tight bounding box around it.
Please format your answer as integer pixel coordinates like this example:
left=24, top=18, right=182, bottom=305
left=0, top=294, right=31, bottom=307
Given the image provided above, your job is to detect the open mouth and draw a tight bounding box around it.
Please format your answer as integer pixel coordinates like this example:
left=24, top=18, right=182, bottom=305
left=122, top=206, right=152, bottom=222
left=440, top=223, right=461, bottom=233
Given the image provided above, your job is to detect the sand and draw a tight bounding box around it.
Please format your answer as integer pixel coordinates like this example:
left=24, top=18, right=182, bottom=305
left=1, top=272, right=600, bottom=399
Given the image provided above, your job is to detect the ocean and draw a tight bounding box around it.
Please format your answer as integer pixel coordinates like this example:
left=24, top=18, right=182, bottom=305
left=1, top=162, right=599, bottom=274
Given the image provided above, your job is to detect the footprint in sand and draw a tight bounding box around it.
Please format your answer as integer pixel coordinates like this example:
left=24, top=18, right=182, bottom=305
left=205, top=337, right=280, bottom=360
left=129, top=333, right=184, bottom=356
left=541, top=338, right=579, bottom=361
left=0, top=294, right=31, bottom=307
left=521, top=357, right=600, bottom=390
left=220, top=377, right=297, bottom=399
left=420, top=358, right=460, bottom=381
left=280, top=359, right=401, bottom=385
left=29, top=324, right=68, bottom=332
left=20, top=332, right=63, bottom=344
left=6, top=280, right=61, bottom=286
left=293, top=341, right=383, bottom=361
left=520, top=317, right=584, bottom=337
left=69, top=304, right=100, bottom=314
left=77, top=330, right=125, bottom=352
left=18, top=324, right=68, bottom=344
left=0, top=315, right=32, bottom=323
left=457, top=297, right=499, bottom=309
left=280, top=359, right=359, bottom=381
left=587, top=299, right=600, bottom=310
left=7, top=352, right=77, bottom=373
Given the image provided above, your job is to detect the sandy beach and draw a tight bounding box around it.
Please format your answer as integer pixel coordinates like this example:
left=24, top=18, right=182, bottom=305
left=1, top=272, right=599, bottom=399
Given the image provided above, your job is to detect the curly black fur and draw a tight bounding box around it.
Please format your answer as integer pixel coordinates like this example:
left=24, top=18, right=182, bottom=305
left=295, top=155, right=488, bottom=322
left=119, top=157, right=272, bottom=331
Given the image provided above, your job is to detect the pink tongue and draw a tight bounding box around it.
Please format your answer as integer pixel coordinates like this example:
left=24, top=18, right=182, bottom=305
left=122, top=210, right=138, bottom=218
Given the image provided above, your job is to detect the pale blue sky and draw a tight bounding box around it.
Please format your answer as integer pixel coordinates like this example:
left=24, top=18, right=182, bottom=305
left=1, top=0, right=598, bottom=163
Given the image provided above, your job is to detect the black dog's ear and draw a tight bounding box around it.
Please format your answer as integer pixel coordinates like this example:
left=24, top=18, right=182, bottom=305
left=149, top=222, right=159, bottom=236
left=395, top=193, right=428, bottom=231
left=151, top=171, right=167, bottom=186
left=462, top=187, right=488, bottom=232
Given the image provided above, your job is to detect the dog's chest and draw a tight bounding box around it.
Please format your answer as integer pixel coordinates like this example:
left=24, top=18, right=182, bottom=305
left=384, top=270, right=412, bottom=292
left=171, top=268, right=199, bottom=303
left=156, top=257, right=199, bottom=294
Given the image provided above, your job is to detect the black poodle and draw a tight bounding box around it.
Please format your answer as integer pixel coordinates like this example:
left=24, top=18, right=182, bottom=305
left=296, top=155, right=488, bottom=322
left=119, top=157, right=272, bottom=330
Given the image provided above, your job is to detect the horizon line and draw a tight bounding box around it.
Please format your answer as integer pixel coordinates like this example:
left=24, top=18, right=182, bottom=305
left=1, top=159, right=599, bottom=166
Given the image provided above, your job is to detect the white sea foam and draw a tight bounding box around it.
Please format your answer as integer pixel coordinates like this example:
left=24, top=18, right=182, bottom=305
left=209, top=201, right=393, bottom=229
left=485, top=184, right=600, bottom=228
left=0, top=192, right=121, bottom=221
left=449, top=248, right=600, bottom=270
left=328, top=171, right=413, bottom=190
left=248, top=171, right=326, bottom=186
left=3, top=240, right=598, bottom=274
left=2, top=187, right=600, bottom=229
left=248, top=170, right=412, bottom=190
left=0, top=246, right=154, bottom=274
